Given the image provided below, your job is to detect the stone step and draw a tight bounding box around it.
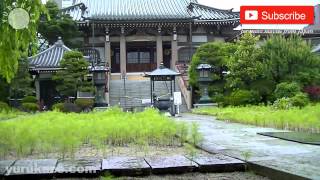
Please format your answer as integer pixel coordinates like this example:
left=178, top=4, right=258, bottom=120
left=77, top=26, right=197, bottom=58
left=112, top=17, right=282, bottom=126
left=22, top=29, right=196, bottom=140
left=109, top=79, right=188, bottom=112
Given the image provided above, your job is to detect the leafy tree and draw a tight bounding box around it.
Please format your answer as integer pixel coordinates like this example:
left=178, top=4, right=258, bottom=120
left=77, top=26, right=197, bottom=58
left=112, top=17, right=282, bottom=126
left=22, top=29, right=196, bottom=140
left=0, top=0, right=45, bottom=82
left=226, top=32, right=266, bottom=89
left=189, top=42, right=235, bottom=87
left=38, top=0, right=82, bottom=48
left=261, top=35, right=320, bottom=86
left=53, top=51, right=93, bottom=97
left=9, top=58, right=33, bottom=98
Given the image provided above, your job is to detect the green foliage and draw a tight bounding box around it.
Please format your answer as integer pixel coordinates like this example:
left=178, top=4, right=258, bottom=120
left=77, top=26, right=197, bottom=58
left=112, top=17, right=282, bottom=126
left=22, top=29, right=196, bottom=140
left=261, top=35, right=320, bottom=85
left=189, top=122, right=203, bottom=146
left=52, top=103, right=64, bottom=112
left=290, top=93, right=310, bottom=108
left=53, top=51, right=92, bottom=97
left=0, top=0, right=46, bottom=82
left=21, top=103, right=38, bottom=112
left=63, top=102, right=81, bottom=113
left=193, top=105, right=320, bottom=132
left=0, top=78, right=9, bottom=102
left=274, top=82, right=301, bottom=99
left=226, top=33, right=265, bottom=89
left=272, top=98, right=292, bottom=110
left=22, top=96, right=37, bottom=103
left=38, top=0, right=82, bottom=48
left=224, top=90, right=261, bottom=106
left=189, top=42, right=235, bottom=88
left=9, top=58, right=33, bottom=98
left=0, top=108, right=192, bottom=158
left=0, top=102, right=10, bottom=112
left=75, top=98, right=94, bottom=111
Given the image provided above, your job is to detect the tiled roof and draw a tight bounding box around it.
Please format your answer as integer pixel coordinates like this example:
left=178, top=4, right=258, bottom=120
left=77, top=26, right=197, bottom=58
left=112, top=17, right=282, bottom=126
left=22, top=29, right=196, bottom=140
left=29, top=38, right=71, bottom=70
left=189, top=3, right=239, bottom=22
left=147, top=64, right=181, bottom=76
left=62, top=0, right=239, bottom=23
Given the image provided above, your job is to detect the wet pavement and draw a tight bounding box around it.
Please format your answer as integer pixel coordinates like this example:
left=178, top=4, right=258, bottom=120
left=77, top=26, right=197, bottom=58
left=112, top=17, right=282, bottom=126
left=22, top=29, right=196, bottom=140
left=176, top=114, right=320, bottom=180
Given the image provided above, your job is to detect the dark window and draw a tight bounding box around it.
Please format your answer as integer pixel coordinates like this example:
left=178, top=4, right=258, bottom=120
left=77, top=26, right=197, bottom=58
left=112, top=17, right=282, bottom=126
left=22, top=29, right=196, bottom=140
left=115, top=52, right=120, bottom=64
left=178, top=48, right=196, bottom=63
left=140, top=52, right=150, bottom=63
left=127, top=52, right=139, bottom=64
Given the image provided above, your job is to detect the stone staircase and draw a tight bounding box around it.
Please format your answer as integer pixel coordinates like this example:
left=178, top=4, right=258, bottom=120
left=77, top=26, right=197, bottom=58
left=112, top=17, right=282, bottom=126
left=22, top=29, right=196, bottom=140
left=109, top=77, right=188, bottom=112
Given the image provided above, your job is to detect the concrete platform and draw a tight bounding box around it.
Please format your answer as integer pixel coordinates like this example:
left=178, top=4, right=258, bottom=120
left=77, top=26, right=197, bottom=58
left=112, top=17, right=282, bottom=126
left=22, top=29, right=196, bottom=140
left=176, top=114, right=320, bottom=180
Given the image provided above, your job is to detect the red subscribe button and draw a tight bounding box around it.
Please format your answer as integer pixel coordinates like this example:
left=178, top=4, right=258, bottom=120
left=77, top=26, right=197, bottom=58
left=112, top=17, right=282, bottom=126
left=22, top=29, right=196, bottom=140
left=240, top=6, right=314, bottom=24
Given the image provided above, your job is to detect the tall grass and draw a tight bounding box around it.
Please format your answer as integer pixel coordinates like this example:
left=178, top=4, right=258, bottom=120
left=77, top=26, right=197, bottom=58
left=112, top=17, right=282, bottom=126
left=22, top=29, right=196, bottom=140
left=193, top=105, right=320, bottom=133
left=0, top=110, right=26, bottom=121
left=0, top=107, right=194, bottom=159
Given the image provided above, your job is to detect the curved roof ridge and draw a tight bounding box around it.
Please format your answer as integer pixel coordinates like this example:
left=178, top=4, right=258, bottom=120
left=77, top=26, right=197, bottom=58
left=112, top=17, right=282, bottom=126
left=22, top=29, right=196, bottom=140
left=29, top=38, right=71, bottom=69
left=190, top=2, right=238, bottom=13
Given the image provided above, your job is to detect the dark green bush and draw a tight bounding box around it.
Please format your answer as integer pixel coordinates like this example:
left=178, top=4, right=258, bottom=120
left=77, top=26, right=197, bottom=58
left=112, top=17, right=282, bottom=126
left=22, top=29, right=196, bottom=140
left=63, top=103, right=81, bottom=113
left=75, top=98, right=94, bottom=111
left=290, top=93, right=309, bottom=108
left=22, top=103, right=38, bottom=112
left=0, top=101, right=10, bottom=112
left=52, top=103, right=64, bottom=112
left=22, top=96, right=38, bottom=103
left=225, top=90, right=261, bottom=106
left=274, top=82, right=301, bottom=99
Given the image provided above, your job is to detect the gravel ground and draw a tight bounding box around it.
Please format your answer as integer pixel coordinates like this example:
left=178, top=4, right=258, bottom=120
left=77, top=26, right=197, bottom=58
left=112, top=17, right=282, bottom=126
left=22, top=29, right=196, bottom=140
left=4, top=145, right=188, bottom=160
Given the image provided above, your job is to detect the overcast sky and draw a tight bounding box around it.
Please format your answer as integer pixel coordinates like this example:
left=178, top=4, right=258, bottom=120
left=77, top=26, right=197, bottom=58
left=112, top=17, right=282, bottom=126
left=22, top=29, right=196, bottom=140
left=197, top=0, right=318, bottom=11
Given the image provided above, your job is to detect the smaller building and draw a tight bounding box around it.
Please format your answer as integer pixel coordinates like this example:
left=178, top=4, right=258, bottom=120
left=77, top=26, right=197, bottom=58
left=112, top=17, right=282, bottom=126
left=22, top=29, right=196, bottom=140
left=29, top=38, right=72, bottom=107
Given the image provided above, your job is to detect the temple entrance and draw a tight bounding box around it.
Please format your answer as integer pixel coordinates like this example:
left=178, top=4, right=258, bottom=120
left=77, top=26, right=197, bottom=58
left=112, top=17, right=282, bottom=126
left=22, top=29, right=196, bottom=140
left=163, top=44, right=171, bottom=68
left=40, top=80, right=59, bottom=108
left=126, top=42, right=157, bottom=72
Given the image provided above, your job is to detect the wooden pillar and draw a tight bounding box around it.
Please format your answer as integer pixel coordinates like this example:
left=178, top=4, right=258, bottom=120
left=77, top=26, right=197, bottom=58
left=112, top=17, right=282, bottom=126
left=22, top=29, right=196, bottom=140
left=105, top=27, right=111, bottom=68
left=35, top=77, right=40, bottom=101
left=156, top=27, right=163, bottom=68
left=171, top=27, right=178, bottom=69
left=120, top=27, right=126, bottom=74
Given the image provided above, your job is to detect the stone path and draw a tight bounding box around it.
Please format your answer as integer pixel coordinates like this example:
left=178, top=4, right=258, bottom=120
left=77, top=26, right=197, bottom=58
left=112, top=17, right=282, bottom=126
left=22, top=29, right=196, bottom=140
left=176, top=114, right=320, bottom=180
left=0, top=154, right=245, bottom=179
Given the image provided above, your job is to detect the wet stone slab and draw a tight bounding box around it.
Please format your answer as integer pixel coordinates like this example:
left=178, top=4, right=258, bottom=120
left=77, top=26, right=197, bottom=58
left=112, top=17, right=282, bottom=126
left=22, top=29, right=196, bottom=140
left=0, top=160, right=15, bottom=176
left=5, top=159, right=57, bottom=178
left=102, top=157, right=150, bottom=176
left=145, top=155, right=198, bottom=174
left=190, top=154, right=246, bottom=173
left=55, top=158, right=101, bottom=177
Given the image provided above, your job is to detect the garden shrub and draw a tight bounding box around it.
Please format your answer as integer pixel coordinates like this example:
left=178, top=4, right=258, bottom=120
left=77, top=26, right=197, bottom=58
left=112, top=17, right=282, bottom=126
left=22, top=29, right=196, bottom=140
left=75, top=98, right=94, bottom=111
left=22, top=96, right=37, bottom=103
left=22, top=103, right=38, bottom=112
left=63, top=102, right=81, bottom=113
left=272, top=97, right=292, bottom=110
left=225, top=90, right=261, bottom=106
left=212, top=93, right=224, bottom=105
left=52, top=103, right=64, bottom=112
left=304, top=86, right=320, bottom=101
left=0, top=101, right=10, bottom=112
left=274, top=82, right=301, bottom=99
left=290, top=93, right=309, bottom=108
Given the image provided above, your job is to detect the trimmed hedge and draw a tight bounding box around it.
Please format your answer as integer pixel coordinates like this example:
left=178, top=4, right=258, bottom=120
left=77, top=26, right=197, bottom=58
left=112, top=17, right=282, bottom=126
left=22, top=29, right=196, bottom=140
left=22, top=96, right=37, bottom=103
left=75, top=98, right=94, bottom=111
left=22, top=103, right=38, bottom=112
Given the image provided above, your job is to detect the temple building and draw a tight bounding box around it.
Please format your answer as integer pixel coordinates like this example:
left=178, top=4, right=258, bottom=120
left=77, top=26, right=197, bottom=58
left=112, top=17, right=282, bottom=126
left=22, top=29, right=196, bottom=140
left=30, top=0, right=240, bottom=110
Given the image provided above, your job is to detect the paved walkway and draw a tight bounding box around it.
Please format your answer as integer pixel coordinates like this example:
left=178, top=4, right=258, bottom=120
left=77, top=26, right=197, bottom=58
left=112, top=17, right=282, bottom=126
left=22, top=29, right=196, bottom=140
left=176, top=114, right=320, bottom=180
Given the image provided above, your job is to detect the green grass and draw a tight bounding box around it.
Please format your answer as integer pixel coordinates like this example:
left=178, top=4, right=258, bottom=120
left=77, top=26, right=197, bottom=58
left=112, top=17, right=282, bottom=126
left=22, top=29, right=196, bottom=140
left=0, top=107, right=197, bottom=159
left=193, top=105, right=320, bottom=133
left=0, top=110, right=27, bottom=121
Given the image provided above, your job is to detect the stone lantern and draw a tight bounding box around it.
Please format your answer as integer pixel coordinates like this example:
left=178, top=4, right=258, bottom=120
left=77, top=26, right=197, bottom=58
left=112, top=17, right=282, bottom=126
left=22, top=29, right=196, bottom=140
left=197, top=64, right=213, bottom=104
left=90, top=65, right=108, bottom=107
